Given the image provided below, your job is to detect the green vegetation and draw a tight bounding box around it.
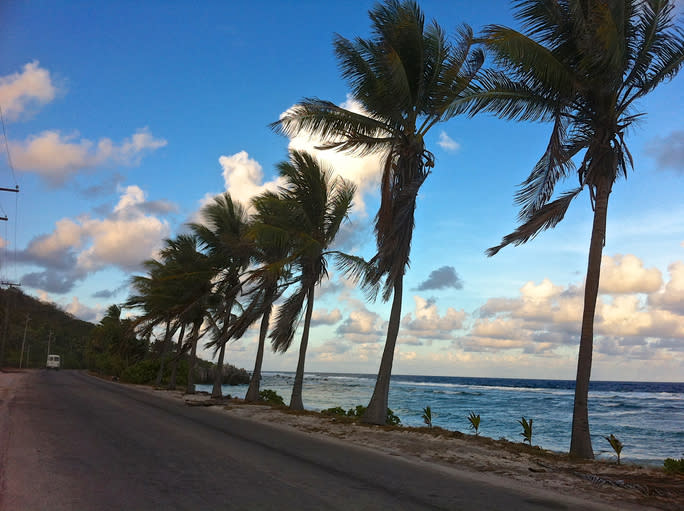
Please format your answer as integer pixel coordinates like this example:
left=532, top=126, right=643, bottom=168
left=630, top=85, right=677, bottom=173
left=467, top=411, right=481, bottom=436
left=519, top=417, right=533, bottom=446
left=320, top=405, right=400, bottom=426
left=663, top=458, right=684, bottom=475
left=604, top=434, right=624, bottom=465
left=259, top=389, right=285, bottom=406
left=422, top=406, right=433, bottom=428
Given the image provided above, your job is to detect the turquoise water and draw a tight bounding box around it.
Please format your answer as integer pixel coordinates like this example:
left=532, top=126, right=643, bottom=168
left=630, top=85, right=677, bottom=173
left=197, top=372, right=684, bottom=465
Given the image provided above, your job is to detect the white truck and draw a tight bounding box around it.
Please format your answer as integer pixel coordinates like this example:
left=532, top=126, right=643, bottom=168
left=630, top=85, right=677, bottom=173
left=46, top=354, right=61, bottom=370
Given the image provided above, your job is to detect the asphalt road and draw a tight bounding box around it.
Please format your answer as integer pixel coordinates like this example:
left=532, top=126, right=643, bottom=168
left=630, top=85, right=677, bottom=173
left=1, top=370, right=600, bottom=510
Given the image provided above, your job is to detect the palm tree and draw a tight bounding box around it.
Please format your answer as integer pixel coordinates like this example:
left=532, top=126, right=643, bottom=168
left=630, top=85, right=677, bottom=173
left=271, top=0, right=484, bottom=423
left=266, top=150, right=355, bottom=410
left=158, top=234, right=215, bottom=394
left=191, top=193, right=251, bottom=398
left=468, top=0, right=683, bottom=458
left=235, top=194, right=295, bottom=403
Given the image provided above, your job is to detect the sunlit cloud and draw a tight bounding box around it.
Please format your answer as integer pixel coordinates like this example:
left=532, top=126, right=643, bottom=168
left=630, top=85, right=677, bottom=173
left=9, top=128, right=167, bottom=185
left=0, top=61, right=57, bottom=120
left=437, top=131, right=460, bottom=152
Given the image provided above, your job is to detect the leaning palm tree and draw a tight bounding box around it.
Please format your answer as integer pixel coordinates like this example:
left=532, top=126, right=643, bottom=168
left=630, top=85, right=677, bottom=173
left=271, top=0, right=484, bottom=423
left=467, top=0, right=683, bottom=458
left=236, top=195, right=295, bottom=403
left=191, top=193, right=251, bottom=398
left=265, top=151, right=355, bottom=410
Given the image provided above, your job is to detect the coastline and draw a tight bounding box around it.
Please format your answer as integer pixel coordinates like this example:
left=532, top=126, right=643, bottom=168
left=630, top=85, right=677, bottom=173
left=128, top=377, right=682, bottom=510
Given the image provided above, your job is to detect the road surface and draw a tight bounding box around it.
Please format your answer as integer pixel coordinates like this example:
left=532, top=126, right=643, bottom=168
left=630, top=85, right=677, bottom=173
left=1, top=370, right=606, bottom=510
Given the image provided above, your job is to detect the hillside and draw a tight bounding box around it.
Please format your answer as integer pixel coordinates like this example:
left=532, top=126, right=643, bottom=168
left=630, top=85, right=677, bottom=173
left=0, top=287, right=94, bottom=369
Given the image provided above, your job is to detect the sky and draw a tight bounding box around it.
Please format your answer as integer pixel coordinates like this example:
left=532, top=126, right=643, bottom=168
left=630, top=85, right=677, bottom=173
left=1, top=1, right=683, bottom=382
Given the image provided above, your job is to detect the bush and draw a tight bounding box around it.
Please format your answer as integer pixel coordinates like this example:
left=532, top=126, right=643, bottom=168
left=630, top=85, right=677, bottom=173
left=321, top=406, right=347, bottom=416
left=120, top=359, right=159, bottom=384
left=259, top=389, right=285, bottom=406
left=664, top=458, right=684, bottom=474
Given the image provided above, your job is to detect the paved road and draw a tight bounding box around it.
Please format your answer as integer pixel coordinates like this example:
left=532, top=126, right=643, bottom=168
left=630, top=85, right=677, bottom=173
left=1, top=370, right=602, bottom=510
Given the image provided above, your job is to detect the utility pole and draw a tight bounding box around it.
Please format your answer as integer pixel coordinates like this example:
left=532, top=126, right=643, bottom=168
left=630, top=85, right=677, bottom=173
left=47, top=330, right=52, bottom=360
left=26, top=344, right=30, bottom=368
left=19, top=313, right=30, bottom=368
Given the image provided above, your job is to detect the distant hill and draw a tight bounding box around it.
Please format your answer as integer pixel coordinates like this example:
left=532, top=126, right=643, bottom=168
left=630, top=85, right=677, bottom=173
left=0, top=287, right=94, bottom=369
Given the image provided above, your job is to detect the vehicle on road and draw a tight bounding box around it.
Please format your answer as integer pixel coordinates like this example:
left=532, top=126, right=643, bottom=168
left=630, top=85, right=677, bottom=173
left=46, top=354, right=61, bottom=370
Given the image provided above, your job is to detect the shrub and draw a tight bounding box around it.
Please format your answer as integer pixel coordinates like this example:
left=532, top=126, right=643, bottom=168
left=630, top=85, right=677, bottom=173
left=259, top=389, right=285, bottom=406
left=422, top=406, right=433, bottom=428
left=120, top=359, right=159, bottom=384
left=467, top=411, right=481, bottom=436
left=386, top=408, right=401, bottom=426
left=664, top=458, right=684, bottom=474
left=321, top=406, right=347, bottom=416
left=604, top=434, right=624, bottom=464
left=519, top=417, right=533, bottom=445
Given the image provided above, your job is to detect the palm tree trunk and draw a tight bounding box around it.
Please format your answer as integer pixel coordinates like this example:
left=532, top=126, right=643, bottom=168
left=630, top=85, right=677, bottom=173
left=363, top=277, right=403, bottom=425
left=186, top=322, right=200, bottom=395
left=211, top=340, right=226, bottom=398
left=245, top=304, right=272, bottom=402
left=154, top=319, right=172, bottom=386
left=289, top=285, right=315, bottom=411
left=168, top=323, right=186, bottom=390
left=570, top=178, right=611, bottom=459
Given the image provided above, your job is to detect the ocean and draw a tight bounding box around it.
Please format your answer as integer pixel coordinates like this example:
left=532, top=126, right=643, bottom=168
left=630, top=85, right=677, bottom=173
left=197, top=372, right=684, bottom=466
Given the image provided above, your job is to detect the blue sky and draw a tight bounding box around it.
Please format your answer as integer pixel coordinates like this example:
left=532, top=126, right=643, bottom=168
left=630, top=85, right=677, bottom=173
left=1, top=1, right=683, bottom=381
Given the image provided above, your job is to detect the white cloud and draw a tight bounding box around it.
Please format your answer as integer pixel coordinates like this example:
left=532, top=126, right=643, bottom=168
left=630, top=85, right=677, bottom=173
left=311, top=308, right=343, bottom=326
left=437, top=131, right=460, bottom=152
left=599, top=254, right=662, bottom=294
left=64, top=296, right=103, bottom=323
left=401, top=296, right=467, bottom=341
left=649, top=261, right=684, bottom=314
left=282, top=95, right=385, bottom=216
left=216, top=150, right=287, bottom=208
left=9, top=128, right=167, bottom=184
left=21, top=185, right=172, bottom=292
left=0, top=61, right=57, bottom=120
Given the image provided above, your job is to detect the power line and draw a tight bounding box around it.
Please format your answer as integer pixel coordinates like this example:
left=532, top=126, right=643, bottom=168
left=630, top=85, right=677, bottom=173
left=0, top=106, right=18, bottom=186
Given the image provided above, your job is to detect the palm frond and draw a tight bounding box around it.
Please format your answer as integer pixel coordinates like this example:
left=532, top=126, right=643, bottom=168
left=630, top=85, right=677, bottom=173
left=269, top=285, right=309, bottom=353
left=487, top=187, right=583, bottom=256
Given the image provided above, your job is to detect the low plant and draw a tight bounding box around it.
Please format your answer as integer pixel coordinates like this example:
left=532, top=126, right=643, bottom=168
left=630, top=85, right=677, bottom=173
left=604, top=434, right=624, bottom=464
left=321, top=406, right=347, bottom=416
left=519, top=417, right=533, bottom=445
left=663, top=458, right=684, bottom=474
left=467, top=411, right=481, bottom=436
left=422, top=406, right=433, bottom=428
left=259, top=389, right=285, bottom=406
left=386, top=408, right=401, bottom=426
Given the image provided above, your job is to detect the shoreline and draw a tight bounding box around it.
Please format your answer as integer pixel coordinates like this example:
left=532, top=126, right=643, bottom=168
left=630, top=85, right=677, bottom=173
left=124, top=376, right=683, bottom=510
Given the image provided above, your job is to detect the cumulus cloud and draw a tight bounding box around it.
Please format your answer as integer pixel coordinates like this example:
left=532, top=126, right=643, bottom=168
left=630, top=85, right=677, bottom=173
left=415, top=265, right=463, bottom=291
left=600, top=254, right=662, bottom=294
left=8, top=128, right=167, bottom=185
left=0, top=61, right=57, bottom=120
left=401, top=296, right=467, bottom=342
left=456, top=251, right=684, bottom=361
left=646, top=130, right=684, bottom=172
left=437, top=131, right=460, bottom=152
left=19, top=185, right=173, bottom=293
left=311, top=308, right=343, bottom=326
left=282, top=95, right=385, bottom=216
left=217, top=150, right=287, bottom=208
left=64, top=296, right=102, bottom=323
left=648, top=261, right=684, bottom=314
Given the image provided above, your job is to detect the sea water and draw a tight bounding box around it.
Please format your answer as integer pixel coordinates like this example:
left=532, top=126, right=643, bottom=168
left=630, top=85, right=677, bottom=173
left=197, top=372, right=684, bottom=465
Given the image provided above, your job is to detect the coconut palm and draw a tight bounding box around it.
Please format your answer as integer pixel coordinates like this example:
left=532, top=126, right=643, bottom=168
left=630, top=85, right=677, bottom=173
left=467, top=0, right=683, bottom=458
left=233, top=194, right=296, bottom=403
left=271, top=0, right=484, bottom=423
left=191, top=193, right=251, bottom=398
left=265, top=150, right=355, bottom=411
left=158, top=234, right=215, bottom=394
